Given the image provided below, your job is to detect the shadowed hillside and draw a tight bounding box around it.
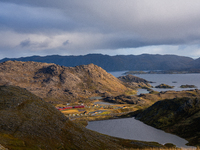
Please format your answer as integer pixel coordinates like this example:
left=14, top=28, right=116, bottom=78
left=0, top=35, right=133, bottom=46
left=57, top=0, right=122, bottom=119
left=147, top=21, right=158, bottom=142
left=0, top=61, right=130, bottom=103
left=134, top=97, right=200, bottom=146
left=0, top=85, right=166, bottom=150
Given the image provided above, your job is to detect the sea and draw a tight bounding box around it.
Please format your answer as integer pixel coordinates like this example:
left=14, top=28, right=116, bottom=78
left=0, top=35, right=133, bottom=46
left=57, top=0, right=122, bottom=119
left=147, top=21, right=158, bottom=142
left=109, top=71, right=200, bottom=94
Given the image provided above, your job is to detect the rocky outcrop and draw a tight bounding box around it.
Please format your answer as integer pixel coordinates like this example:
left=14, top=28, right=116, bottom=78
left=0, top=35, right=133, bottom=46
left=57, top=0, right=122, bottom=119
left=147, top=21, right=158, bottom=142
left=0, top=61, right=129, bottom=103
left=118, top=74, right=152, bottom=89
left=134, top=97, right=200, bottom=146
left=103, top=94, right=145, bottom=105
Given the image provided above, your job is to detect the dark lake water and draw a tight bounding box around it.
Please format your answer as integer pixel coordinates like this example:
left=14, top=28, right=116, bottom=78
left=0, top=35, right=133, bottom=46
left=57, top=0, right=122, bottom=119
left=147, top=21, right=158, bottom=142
left=86, top=118, right=193, bottom=148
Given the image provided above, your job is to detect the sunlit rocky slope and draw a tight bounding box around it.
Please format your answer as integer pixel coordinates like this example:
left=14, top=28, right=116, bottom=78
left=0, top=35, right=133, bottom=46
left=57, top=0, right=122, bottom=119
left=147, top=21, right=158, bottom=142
left=0, top=61, right=130, bottom=103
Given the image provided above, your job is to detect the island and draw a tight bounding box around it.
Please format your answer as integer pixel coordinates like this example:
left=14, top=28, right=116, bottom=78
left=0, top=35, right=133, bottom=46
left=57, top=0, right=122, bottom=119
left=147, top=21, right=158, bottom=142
left=180, top=84, right=197, bottom=88
left=155, top=84, right=174, bottom=89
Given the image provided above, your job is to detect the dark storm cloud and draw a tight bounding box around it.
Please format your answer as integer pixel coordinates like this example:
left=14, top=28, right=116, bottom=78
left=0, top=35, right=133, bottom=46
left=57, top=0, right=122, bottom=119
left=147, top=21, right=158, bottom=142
left=1, top=0, right=200, bottom=58
left=20, top=39, right=31, bottom=47
left=0, top=2, right=78, bottom=33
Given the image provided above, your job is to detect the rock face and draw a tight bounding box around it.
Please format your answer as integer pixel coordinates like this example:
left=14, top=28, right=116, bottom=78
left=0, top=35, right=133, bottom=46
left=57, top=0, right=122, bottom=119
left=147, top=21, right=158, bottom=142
left=118, top=74, right=152, bottom=89
left=0, top=85, right=165, bottom=150
left=0, top=61, right=129, bottom=103
left=134, top=97, right=200, bottom=146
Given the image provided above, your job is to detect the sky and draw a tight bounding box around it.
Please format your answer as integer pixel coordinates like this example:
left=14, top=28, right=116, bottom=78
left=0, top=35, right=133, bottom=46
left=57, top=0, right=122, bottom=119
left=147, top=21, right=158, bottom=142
left=1, top=0, right=200, bottom=59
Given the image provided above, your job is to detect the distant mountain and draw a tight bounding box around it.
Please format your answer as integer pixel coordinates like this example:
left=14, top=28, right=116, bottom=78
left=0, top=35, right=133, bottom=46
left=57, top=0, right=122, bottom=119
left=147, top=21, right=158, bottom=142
left=0, top=54, right=196, bottom=71
left=0, top=61, right=129, bottom=103
left=189, top=57, right=200, bottom=69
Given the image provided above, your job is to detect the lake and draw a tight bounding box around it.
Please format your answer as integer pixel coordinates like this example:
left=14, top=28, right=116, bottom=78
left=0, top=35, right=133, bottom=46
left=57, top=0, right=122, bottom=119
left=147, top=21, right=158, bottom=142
left=86, top=118, right=193, bottom=148
left=91, top=71, right=199, bottom=148
left=109, top=71, right=200, bottom=94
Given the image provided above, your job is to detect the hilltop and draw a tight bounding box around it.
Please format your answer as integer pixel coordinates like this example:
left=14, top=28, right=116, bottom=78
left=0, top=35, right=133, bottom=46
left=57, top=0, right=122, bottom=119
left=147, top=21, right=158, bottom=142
left=0, top=61, right=130, bottom=103
left=0, top=54, right=196, bottom=71
left=0, top=85, right=165, bottom=149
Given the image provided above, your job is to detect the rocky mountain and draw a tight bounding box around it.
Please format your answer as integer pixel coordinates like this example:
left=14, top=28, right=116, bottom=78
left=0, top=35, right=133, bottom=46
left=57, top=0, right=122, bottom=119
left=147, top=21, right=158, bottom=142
left=0, top=61, right=130, bottom=103
left=0, top=54, right=195, bottom=71
left=0, top=85, right=165, bottom=149
left=134, top=97, right=200, bottom=146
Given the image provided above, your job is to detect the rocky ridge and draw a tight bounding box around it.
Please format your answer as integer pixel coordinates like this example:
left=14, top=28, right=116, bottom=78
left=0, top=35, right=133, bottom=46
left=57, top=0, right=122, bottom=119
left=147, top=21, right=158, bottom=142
left=0, top=61, right=130, bottom=103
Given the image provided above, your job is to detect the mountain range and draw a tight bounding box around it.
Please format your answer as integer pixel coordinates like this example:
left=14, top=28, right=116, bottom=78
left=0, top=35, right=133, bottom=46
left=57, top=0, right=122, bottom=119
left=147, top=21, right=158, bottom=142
left=1, top=54, right=199, bottom=71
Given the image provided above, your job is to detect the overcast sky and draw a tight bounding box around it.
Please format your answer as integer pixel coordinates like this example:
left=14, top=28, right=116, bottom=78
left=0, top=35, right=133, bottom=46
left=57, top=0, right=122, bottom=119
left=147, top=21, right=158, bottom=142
left=1, top=0, right=200, bottom=59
